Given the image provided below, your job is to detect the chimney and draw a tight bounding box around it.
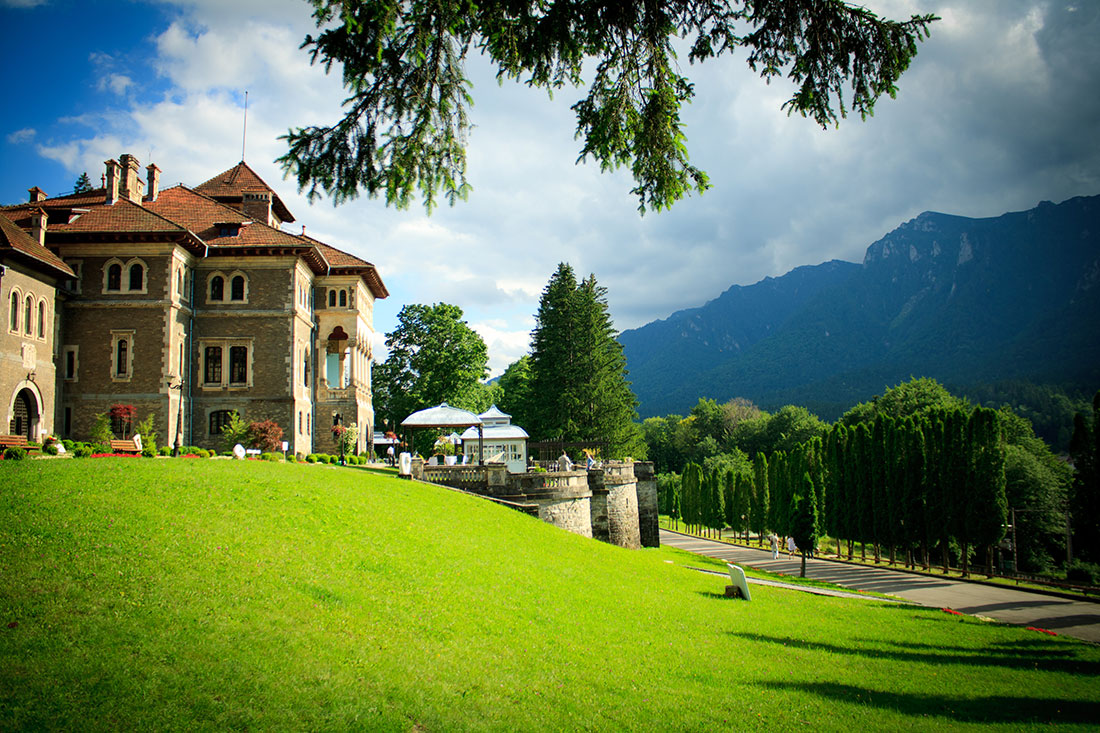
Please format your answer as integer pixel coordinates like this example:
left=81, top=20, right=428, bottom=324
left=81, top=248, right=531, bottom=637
left=30, top=208, right=48, bottom=246
left=242, top=189, right=272, bottom=226
left=105, top=159, right=121, bottom=204
left=145, top=163, right=161, bottom=203
left=119, top=153, right=144, bottom=203
left=28, top=186, right=47, bottom=203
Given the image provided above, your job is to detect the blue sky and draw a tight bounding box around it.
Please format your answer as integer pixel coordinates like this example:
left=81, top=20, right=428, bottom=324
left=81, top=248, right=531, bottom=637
left=2, top=0, right=1099, bottom=377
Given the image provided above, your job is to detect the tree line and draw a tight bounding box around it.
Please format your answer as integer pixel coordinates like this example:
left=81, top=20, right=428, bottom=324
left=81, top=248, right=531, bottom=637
left=664, top=406, right=1009, bottom=577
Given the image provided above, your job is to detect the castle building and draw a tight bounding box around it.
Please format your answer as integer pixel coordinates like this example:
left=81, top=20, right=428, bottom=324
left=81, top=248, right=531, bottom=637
left=0, top=154, right=387, bottom=455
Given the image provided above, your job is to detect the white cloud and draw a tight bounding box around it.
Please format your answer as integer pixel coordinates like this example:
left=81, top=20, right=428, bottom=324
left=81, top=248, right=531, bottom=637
left=6, top=127, right=35, bottom=144
left=14, top=0, right=1100, bottom=374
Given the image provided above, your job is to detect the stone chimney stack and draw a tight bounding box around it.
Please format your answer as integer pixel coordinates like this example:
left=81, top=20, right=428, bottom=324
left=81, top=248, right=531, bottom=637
left=27, top=187, right=47, bottom=203
left=242, top=190, right=273, bottom=226
left=30, top=208, right=48, bottom=246
left=105, top=159, right=121, bottom=204
left=119, top=153, right=144, bottom=203
left=145, top=163, right=161, bottom=203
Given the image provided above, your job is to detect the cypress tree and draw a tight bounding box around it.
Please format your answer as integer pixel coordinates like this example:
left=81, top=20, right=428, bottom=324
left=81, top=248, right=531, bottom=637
left=945, top=408, right=970, bottom=574
left=901, top=418, right=927, bottom=569
left=968, top=408, right=1008, bottom=577
left=871, top=416, right=889, bottom=562
left=1069, top=392, right=1100, bottom=562
left=723, top=468, right=737, bottom=531
left=791, top=472, right=820, bottom=578
left=750, top=452, right=770, bottom=545
left=853, top=423, right=873, bottom=562
left=708, top=467, right=726, bottom=537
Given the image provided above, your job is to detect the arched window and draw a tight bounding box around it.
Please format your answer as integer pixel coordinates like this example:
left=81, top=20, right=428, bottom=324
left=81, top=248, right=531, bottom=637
left=9, top=291, right=18, bottom=331
left=116, top=339, right=128, bottom=377
left=107, top=263, right=122, bottom=291
left=129, top=263, right=144, bottom=291
left=24, top=295, right=33, bottom=334
left=230, top=275, right=245, bottom=301
left=339, top=290, right=347, bottom=307
left=210, top=276, right=224, bottom=301
left=328, top=289, right=336, bottom=307
left=176, top=268, right=183, bottom=295
left=37, top=300, right=45, bottom=338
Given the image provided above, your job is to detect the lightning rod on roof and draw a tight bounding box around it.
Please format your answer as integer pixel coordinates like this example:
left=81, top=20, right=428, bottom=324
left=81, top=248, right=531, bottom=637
left=242, top=90, right=249, bottom=161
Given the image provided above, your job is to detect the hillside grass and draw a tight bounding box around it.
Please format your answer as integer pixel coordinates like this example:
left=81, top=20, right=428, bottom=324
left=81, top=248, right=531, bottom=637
left=2, top=459, right=1099, bottom=731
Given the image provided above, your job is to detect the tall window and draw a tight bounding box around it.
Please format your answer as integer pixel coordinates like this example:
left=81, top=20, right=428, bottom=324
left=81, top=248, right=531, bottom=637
left=209, top=410, right=233, bottom=437
left=328, top=289, right=336, bottom=307
left=230, top=275, right=245, bottom=301
left=339, top=290, right=347, bottom=307
left=229, top=346, right=247, bottom=384
left=65, top=349, right=76, bottom=380
left=24, top=295, right=33, bottom=334
left=204, top=346, right=222, bottom=383
left=303, top=348, right=310, bottom=386
left=107, top=263, right=122, bottom=291
left=9, top=291, right=18, bottom=331
left=116, top=339, right=128, bottom=377
left=129, top=263, right=144, bottom=291
left=37, top=300, right=45, bottom=338
left=210, top=276, right=224, bottom=301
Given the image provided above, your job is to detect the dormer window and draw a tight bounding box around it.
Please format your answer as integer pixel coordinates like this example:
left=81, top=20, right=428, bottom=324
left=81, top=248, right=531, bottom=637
left=217, top=223, right=241, bottom=237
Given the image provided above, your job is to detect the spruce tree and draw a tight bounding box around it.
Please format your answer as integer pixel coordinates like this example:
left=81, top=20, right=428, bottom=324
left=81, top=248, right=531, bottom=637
left=528, top=265, right=642, bottom=457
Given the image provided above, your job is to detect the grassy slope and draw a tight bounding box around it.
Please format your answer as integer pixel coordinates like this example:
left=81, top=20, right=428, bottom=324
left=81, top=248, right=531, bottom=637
left=2, top=459, right=1098, bottom=731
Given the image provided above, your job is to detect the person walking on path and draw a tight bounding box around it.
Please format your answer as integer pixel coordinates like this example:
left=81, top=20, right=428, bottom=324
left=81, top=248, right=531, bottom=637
left=768, top=532, right=779, bottom=559
left=787, top=536, right=797, bottom=559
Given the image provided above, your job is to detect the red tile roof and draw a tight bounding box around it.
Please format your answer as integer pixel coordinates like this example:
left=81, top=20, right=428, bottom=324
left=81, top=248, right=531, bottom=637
left=194, top=161, right=295, bottom=223
left=51, top=198, right=189, bottom=235
left=0, top=212, right=74, bottom=277
left=301, top=234, right=389, bottom=299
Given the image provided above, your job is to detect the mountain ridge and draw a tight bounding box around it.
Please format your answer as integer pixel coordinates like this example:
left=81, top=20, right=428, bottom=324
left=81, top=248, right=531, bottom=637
left=621, top=194, right=1100, bottom=418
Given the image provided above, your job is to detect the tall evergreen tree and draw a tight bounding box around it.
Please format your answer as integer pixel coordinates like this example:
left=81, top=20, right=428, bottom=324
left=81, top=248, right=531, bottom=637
left=968, top=408, right=1008, bottom=576
left=853, top=423, right=873, bottom=561
left=791, top=472, right=820, bottom=577
left=73, top=172, right=93, bottom=193
left=1070, top=392, right=1100, bottom=562
left=750, top=452, right=770, bottom=545
left=528, top=265, right=642, bottom=457
left=723, top=468, right=737, bottom=531
left=871, top=416, right=889, bottom=562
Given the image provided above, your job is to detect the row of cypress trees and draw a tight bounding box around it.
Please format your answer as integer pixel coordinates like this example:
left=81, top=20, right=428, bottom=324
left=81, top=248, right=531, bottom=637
left=666, top=406, right=1009, bottom=577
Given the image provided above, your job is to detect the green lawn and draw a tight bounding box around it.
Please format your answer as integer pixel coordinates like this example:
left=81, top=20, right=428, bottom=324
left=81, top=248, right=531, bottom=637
left=2, top=459, right=1098, bottom=731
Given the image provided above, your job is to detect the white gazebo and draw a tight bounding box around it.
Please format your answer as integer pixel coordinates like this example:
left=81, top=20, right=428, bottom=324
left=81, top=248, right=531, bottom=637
left=460, top=405, right=529, bottom=473
left=401, top=403, right=484, bottom=464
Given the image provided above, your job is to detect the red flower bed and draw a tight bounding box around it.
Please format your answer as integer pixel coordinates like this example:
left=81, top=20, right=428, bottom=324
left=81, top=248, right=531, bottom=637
left=91, top=453, right=140, bottom=458
left=1026, top=626, right=1058, bottom=636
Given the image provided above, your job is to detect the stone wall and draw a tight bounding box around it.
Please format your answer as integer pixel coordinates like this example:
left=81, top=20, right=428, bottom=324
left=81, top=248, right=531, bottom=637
left=633, top=461, right=660, bottom=548
left=416, top=459, right=656, bottom=549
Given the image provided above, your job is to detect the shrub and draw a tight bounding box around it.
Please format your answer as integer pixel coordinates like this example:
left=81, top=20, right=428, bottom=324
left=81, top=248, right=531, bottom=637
left=305, top=454, right=318, bottom=464
left=260, top=452, right=281, bottom=462
left=89, top=443, right=110, bottom=455
left=90, top=413, right=113, bottom=445
left=248, top=420, right=284, bottom=453
left=159, top=446, right=172, bottom=456
left=135, top=413, right=158, bottom=454
left=74, top=445, right=93, bottom=458
left=1066, top=560, right=1100, bottom=586
left=3, top=447, right=27, bottom=461
left=286, top=453, right=298, bottom=463
left=62, top=439, right=75, bottom=452
left=141, top=446, right=157, bottom=458
left=219, top=411, right=250, bottom=452
left=43, top=443, right=59, bottom=456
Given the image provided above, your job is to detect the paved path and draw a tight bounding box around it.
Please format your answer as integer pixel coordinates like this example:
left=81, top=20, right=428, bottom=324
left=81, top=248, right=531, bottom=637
left=662, top=529, right=1100, bottom=643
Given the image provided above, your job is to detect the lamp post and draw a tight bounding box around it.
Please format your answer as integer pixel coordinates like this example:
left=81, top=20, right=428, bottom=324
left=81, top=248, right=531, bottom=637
left=168, top=376, right=184, bottom=456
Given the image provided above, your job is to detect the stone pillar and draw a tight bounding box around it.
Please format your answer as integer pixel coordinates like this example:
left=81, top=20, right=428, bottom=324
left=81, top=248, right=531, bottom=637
left=634, top=461, right=660, bottom=547
left=604, top=461, right=641, bottom=549
left=588, top=468, right=609, bottom=543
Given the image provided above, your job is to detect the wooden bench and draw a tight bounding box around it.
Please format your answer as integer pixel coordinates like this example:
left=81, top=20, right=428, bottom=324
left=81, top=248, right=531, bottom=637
left=0, top=435, right=29, bottom=450
left=109, top=435, right=142, bottom=454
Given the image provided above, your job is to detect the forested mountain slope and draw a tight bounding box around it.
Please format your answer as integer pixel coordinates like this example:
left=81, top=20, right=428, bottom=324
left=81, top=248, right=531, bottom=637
left=622, top=195, right=1100, bottom=418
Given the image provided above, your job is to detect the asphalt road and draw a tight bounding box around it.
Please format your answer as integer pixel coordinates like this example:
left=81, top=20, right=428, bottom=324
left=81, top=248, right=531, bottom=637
left=661, top=529, right=1100, bottom=644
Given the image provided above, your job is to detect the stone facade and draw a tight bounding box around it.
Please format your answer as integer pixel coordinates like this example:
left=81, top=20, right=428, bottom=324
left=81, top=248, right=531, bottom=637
left=1, top=156, right=387, bottom=453
left=1, top=211, right=72, bottom=440
left=633, top=461, right=660, bottom=548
